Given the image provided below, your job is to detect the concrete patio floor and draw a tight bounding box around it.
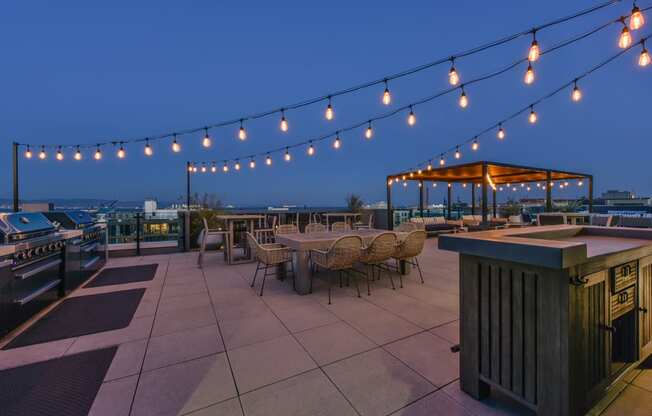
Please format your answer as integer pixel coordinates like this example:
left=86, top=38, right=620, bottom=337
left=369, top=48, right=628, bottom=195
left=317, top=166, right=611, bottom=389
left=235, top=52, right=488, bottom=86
left=1, top=238, right=651, bottom=415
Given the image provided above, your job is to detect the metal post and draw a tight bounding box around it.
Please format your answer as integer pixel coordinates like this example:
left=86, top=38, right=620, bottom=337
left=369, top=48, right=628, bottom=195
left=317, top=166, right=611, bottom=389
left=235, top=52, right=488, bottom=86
left=588, top=176, right=594, bottom=213
left=386, top=179, right=393, bottom=230
left=471, top=183, right=476, bottom=215
left=418, top=180, right=424, bottom=217
left=12, top=142, right=19, bottom=212
left=481, top=164, right=488, bottom=222
left=186, top=161, right=191, bottom=210
left=546, top=171, right=553, bottom=212
left=492, top=188, right=497, bottom=218
left=447, top=184, right=452, bottom=220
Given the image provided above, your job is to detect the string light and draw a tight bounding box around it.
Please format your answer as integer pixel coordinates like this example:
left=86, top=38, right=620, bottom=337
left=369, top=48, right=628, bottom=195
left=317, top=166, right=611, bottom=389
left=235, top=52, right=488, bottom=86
left=325, top=97, right=334, bottom=120
left=56, top=147, right=64, bottom=161
left=382, top=79, right=391, bottom=105
left=572, top=81, right=583, bottom=102
left=619, top=20, right=633, bottom=48
left=172, top=134, right=181, bottom=153
left=39, top=146, right=47, bottom=160
left=284, top=148, right=292, bottom=162
left=407, top=106, right=417, bottom=126
left=144, top=140, right=153, bottom=157
left=192, top=165, right=198, bottom=173
left=524, top=63, right=535, bottom=85
left=94, top=146, right=102, bottom=160
left=280, top=110, right=289, bottom=132
left=307, top=142, right=316, bottom=156
left=333, top=133, right=341, bottom=149
left=117, top=144, right=126, bottom=159
left=249, top=158, right=256, bottom=169
left=25, top=146, right=32, bottom=159
left=497, top=124, right=506, bottom=140
left=432, top=183, right=437, bottom=187
left=448, top=58, right=460, bottom=86
left=222, top=162, right=229, bottom=173
left=630, top=4, right=645, bottom=30
left=211, top=162, right=217, bottom=173
left=528, top=32, right=540, bottom=62
left=639, top=41, right=651, bottom=66
left=201, top=163, right=207, bottom=173
left=188, top=164, right=194, bottom=173
left=238, top=120, right=247, bottom=141
left=365, top=121, right=373, bottom=139
left=578, top=180, right=584, bottom=186
left=74, top=147, right=82, bottom=160
left=528, top=106, right=538, bottom=124
left=427, top=161, right=433, bottom=170
left=439, top=154, right=446, bottom=166
left=403, top=182, right=408, bottom=188
left=455, top=146, right=461, bottom=159
left=458, top=87, right=468, bottom=108
left=234, top=160, right=241, bottom=171
left=202, top=128, right=212, bottom=148
left=266, top=154, right=272, bottom=166
left=471, top=138, right=479, bottom=151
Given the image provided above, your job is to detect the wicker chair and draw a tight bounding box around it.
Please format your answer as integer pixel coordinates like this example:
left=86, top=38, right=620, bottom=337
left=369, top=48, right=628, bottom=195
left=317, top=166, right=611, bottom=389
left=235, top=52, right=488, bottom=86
left=391, top=230, right=427, bottom=286
left=354, top=212, right=374, bottom=230
left=310, top=235, right=363, bottom=304
left=396, top=222, right=418, bottom=232
left=197, top=217, right=228, bottom=267
left=254, top=215, right=277, bottom=244
left=331, top=221, right=351, bottom=232
left=276, top=223, right=299, bottom=235
left=304, top=223, right=326, bottom=233
left=245, top=232, right=294, bottom=296
left=359, top=232, right=398, bottom=294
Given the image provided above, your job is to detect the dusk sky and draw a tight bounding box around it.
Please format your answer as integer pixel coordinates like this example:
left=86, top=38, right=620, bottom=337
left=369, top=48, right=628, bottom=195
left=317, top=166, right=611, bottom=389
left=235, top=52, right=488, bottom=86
left=2, top=1, right=650, bottom=207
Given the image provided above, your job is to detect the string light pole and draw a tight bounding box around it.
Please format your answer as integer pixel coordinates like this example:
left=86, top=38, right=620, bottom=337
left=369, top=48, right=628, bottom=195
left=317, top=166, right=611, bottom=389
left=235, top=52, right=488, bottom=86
left=12, top=142, right=19, bottom=212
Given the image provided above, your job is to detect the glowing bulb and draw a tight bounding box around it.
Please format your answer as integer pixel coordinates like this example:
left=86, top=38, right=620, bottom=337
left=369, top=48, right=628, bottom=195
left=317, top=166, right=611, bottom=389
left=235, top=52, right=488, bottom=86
left=222, top=163, right=229, bottom=173
left=56, top=148, right=64, bottom=161
left=280, top=110, right=289, bottom=132
left=619, top=26, right=632, bottom=49
left=471, top=139, right=479, bottom=151
left=94, top=147, right=102, bottom=160
left=201, top=164, right=207, bottom=173
left=578, top=180, right=583, bottom=186
left=266, top=154, right=272, bottom=165
left=639, top=46, right=651, bottom=66
left=524, top=63, right=535, bottom=85
left=572, top=83, right=582, bottom=102
left=284, top=148, right=291, bottom=161
left=188, top=165, right=194, bottom=172
left=449, top=65, right=460, bottom=86
left=439, top=155, right=445, bottom=166
left=249, top=159, right=256, bottom=169
left=38, top=147, right=47, bottom=160
left=172, top=136, right=181, bottom=153
left=74, top=148, right=82, bottom=160
left=333, top=135, right=341, bottom=149
left=234, top=161, right=241, bottom=171
left=365, top=122, right=373, bottom=140
left=528, top=38, right=540, bottom=62
left=454, top=147, right=461, bottom=159
left=307, top=143, right=315, bottom=156
left=403, top=182, right=407, bottom=188
left=630, top=5, right=645, bottom=30
left=192, top=166, right=198, bottom=173
left=382, top=81, right=391, bottom=105
left=117, top=145, right=126, bottom=159
left=528, top=108, right=538, bottom=124
left=202, top=131, right=212, bottom=148
left=497, top=124, right=506, bottom=140
left=25, top=147, right=33, bottom=159
left=458, top=90, right=468, bottom=108
left=325, top=98, right=334, bottom=120
left=407, top=108, right=416, bottom=126
left=427, top=161, right=432, bottom=171
left=238, top=121, right=247, bottom=140
left=211, top=163, right=217, bottom=173
left=432, top=183, right=437, bottom=187
left=144, top=141, right=153, bottom=157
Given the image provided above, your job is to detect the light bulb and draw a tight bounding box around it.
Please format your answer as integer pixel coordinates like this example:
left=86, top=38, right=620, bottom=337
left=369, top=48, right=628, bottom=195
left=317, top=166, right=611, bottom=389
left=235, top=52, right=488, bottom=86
left=249, top=159, right=256, bottom=169
left=458, top=90, right=468, bottom=108
left=427, top=161, right=432, bottom=171
left=202, top=129, right=212, bottom=147
left=524, top=63, right=535, bottom=85
left=528, top=108, right=538, bottom=124
left=266, top=155, right=272, bottom=165
left=94, top=147, right=102, bottom=160
left=497, top=125, right=506, bottom=140
left=307, top=143, right=315, bottom=156
left=471, top=139, right=479, bottom=151
left=407, top=108, right=416, bottom=126
left=117, top=145, right=126, bottom=159
left=572, top=84, right=582, bottom=102
left=280, top=111, right=289, bottom=132
left=382, top=81, right=391, bottom=105
left=201, top=164, right=207, bottom=173
left=172, top=136, right=181, bottom=153
left=211, top=163, right=217, bottom=173
left=639, top=46, right=651, bottom=66
left=365, top=122, right=373, bottom=139
left=74, top=148, right=82, bottom=160
left=528, top=38, right=540, bottom=62
left=238, top=121, right=247, bottom=140
left=234, top=161, right=241, bottom=171
left=619, top=26, right=632, bottom=49
left=630, top=5, right=645, bottom=30
left=284, top=149, right=291, bottom=161
left=25, top=147, right=33, bottom=159
left=188, top=164, right=194, bottom=172
left=144, top=141, right=153, bottom=157
left=449, top=65, right=460, bottom=86
left=333, top=135, right=341, bottom=149
left=403, top=182, right=408, bottom=188
left=222, top=163, right=229, bottom=173
left=192, top=166, right=198, bottom=173
left=325, top=98, right=334, bottom=120
left=39, top=147, right=47, bottom=160
left=578, top=180, right=583, bottom=186
left=439, top=155, right=445, bottom=166
left=56, top=148, right=64, bottom=161
left=454, top=147, right=461, bottom=159
left=432, top=183, right=437, bottom=187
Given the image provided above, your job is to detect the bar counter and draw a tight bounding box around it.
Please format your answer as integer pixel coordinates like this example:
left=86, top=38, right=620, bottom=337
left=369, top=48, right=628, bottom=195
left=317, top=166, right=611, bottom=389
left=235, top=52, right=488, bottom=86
left=439, top=225, right=652, bottom=415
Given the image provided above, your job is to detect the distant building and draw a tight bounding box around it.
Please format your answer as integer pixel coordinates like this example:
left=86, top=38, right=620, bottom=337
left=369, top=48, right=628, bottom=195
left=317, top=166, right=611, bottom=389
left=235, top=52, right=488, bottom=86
left=143, top=199, right=179, bottom=220
left=601, top=190, right=634, bottom=200
left=22, top=202, right=54, bottom=212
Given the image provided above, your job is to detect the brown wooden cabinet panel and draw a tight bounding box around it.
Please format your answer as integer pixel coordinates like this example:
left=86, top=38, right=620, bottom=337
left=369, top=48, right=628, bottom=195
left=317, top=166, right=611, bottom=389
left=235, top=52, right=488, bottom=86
left=639, top=257, right=652, bottom=350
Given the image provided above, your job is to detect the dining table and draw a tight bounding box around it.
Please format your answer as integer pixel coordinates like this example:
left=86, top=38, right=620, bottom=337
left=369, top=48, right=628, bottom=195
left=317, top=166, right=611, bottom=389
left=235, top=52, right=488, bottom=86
left=275, top=228, right=408, bottom=295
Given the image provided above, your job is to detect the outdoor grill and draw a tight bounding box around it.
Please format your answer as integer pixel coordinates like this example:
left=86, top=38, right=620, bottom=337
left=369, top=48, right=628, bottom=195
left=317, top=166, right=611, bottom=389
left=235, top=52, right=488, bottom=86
left=43, top=210, right=107, bottom=291
left=0, top=212, right=65, bottom=337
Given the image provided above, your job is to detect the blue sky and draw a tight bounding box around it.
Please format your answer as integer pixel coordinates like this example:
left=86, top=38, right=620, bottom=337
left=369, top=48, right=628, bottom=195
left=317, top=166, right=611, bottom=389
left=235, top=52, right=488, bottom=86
left=2, top=1, right=650, bottom=207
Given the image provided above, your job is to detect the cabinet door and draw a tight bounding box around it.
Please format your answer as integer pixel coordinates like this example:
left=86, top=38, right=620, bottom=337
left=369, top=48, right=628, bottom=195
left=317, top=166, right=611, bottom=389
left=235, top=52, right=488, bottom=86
left=639, top=256, right=652, bottom=350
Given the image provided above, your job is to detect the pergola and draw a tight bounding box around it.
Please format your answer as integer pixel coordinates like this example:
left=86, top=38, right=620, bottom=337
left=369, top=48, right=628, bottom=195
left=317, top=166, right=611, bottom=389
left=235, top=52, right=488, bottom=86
left=385, top=161, right=593, bottom=228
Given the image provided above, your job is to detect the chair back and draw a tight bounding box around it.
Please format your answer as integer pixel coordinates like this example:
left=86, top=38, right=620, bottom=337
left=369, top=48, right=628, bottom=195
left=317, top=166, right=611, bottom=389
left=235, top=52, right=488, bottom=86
left=395, top=230, right=427, bottom=259
left=305, top=223, right=326, bottom=233
left=362, top=232, right=397, bottom=263
left=331, top=221, right=351, bottom=232
left=396, top=222, right=418, bottom=232
left=276, top=224, right=298, bottom=234
left=326, top=235, right=363, bottom=269
left=246, top=232, right=262, bottom=260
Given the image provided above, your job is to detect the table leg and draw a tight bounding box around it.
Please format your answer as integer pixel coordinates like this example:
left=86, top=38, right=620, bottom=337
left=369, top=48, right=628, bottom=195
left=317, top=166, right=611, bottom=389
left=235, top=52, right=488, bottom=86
left=293, top=250, right=311, bottom=295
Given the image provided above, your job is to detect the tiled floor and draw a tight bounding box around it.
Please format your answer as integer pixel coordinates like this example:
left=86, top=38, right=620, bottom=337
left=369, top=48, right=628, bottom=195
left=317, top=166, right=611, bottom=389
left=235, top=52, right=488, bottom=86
left=0, top=239, right=649, bottom=415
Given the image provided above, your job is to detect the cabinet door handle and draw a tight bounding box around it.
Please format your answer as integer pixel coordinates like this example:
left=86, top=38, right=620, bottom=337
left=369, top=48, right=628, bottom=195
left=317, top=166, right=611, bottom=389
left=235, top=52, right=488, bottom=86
left=601, top=325, right=617, bottom=333
left=638, top=307, right=648, bottom=314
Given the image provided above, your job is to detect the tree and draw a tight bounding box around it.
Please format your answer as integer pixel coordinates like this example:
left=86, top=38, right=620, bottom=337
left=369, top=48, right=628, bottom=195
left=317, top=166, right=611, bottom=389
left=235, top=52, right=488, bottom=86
left=346, top=194, right=364, bottom=213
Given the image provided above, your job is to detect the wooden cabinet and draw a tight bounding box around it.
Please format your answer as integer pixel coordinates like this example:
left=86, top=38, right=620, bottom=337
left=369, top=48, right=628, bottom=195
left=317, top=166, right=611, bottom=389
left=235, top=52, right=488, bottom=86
left=639, top=256, right=652, bottom=351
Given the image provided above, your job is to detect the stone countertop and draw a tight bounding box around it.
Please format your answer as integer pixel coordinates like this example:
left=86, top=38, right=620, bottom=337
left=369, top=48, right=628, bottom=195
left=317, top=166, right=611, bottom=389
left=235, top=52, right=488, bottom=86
left=438, top=224, right=652, bottom=269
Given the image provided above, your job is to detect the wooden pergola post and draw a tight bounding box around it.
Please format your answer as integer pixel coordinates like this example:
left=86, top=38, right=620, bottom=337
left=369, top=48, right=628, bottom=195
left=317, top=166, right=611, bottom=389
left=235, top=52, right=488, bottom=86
left=471, top=183, right=476, bottom=215
left=546, top=170, right=553, bottom=212
left=447, top=184, right=452, bottom=220
left=481, top=163, right=488, bottom=222
left=386, top=179, right=393, bottom=230
left=588, top=176, right=594, bottom=213
left=492, top=188, right=497, bottom=218
left=419, top=180, right=424, bottom=217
